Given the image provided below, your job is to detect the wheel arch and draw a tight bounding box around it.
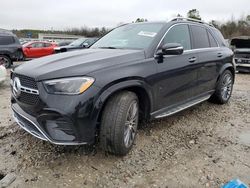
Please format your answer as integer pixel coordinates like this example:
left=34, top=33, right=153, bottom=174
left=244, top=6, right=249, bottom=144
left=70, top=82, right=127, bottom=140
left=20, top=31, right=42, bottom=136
left=217, top=63, right=235, bottom=83
left=0, top=53, right=11, bottom=60
left=93, top=80, right=153, bottom=129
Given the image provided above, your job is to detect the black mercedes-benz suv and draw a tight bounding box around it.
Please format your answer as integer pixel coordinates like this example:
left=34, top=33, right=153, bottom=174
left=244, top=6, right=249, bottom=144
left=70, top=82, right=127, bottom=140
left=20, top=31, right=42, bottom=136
left=11, top=18, right=235, bottom=155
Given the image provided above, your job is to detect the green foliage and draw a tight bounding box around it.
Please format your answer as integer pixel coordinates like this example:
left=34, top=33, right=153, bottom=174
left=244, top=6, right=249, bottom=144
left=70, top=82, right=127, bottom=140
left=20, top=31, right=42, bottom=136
left=215, top=15, right=250, bottom=38
left=187, top=9, right=201, bottom=20
left=186, top=9, right=249, bottom=39
left=247, top=15, right=250, bottom=21
left=176, top=14, right=183, bottom=17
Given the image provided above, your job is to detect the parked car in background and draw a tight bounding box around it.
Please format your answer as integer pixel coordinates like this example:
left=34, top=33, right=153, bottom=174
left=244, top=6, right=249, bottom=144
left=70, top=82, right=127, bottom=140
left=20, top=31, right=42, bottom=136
left=0, top=29, right=23, bottom=68
left=11, top=18, right=235, bottom=156
left=54, top=37, right=98, bottom=53
left=57, top=41, right=72, bottom=47
left=22, top=41, right=57, bottom=58
left=0, top=65, right=7, bottom=84
left=231, top=36, right=250, bottom=73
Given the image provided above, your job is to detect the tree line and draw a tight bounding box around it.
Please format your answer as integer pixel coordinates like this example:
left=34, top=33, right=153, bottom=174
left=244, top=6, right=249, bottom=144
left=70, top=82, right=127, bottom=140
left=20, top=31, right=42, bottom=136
left=13, top=9, right=250, bottom=40
left=185, top=9, right=250, bottom=39
left=13, top=26, right=110, bottom=39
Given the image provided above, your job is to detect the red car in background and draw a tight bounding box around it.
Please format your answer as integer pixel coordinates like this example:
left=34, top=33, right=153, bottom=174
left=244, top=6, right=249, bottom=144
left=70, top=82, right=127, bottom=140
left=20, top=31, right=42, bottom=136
left=22, top=41, right=57, bottom=58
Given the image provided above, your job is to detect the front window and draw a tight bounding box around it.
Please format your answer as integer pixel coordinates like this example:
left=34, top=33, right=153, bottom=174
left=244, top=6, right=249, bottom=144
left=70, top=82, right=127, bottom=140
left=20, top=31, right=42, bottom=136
left=91, top=23, right=164, bottom=50
left=163, top=24, right=191, bottom=50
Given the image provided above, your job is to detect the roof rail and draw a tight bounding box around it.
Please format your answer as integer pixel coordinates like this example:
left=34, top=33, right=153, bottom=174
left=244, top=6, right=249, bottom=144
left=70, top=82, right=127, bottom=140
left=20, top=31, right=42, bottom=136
left=171, top=17, right=214, bottom=27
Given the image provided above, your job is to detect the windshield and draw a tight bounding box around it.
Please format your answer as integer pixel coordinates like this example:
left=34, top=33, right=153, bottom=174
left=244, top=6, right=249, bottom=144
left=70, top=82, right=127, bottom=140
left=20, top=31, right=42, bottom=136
left=69, top=38, right=86, bottom=46
left=91, top=23, right=164, bottom=50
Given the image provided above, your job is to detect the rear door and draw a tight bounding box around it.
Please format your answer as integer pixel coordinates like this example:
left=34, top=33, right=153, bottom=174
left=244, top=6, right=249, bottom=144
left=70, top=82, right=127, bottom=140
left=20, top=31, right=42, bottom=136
left=190, top=25, right=221, bottom=96
left=27, top=42, right=44, bottom=58
left=155, top=24, right=198, bottom=110
left=42, top=43, right=54, bottom=56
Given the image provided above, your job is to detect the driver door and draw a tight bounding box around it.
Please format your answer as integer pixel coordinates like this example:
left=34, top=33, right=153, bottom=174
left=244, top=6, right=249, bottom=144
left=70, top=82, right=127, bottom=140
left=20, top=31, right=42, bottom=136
left=155, top=24, right=199, bottom=110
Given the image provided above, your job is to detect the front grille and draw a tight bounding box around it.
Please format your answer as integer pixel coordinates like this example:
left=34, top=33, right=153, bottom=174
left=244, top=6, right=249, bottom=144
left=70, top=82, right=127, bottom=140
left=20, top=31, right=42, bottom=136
left=12, top=73, right=40, bottom=105
left=235, top=53, right=250, bottom=59
left=19, top=92, right=40, bottom=105
left=12, top=73, right=37, bottom=89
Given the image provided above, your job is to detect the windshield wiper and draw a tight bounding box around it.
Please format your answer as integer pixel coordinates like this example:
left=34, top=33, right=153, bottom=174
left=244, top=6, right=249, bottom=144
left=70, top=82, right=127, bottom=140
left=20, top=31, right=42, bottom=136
left=98, top=46, right=118, bottom=49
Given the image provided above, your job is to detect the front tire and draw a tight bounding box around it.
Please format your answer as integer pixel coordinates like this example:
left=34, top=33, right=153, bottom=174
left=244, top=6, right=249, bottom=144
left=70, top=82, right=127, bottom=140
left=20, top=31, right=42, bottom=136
left=209, top=70, right=233, bottom=104
left=100, top=91, right=139, bottom=156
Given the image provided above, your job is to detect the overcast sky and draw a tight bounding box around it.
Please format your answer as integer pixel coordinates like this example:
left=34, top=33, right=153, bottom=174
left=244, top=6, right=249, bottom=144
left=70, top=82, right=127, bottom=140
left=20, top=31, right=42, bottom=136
left=1, top=0, right=250, bottom=30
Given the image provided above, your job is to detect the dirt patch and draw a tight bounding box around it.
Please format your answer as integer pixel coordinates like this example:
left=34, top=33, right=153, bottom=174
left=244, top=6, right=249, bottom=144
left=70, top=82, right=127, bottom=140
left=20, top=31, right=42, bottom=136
left=0, top=67, right=250, bottom=188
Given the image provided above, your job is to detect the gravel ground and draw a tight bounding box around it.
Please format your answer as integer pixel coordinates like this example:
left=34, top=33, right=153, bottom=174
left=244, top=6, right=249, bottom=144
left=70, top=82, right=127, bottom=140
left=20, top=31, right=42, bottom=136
left=0, top=65, right=249, bottom=188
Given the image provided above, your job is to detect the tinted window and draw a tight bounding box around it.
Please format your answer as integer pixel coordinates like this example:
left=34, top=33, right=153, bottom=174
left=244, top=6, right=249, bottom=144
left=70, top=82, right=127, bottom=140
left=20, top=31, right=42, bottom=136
left=191, top=26, right=210, bottom=49
left=0, top=36, right=15, bottom=45
left=31, top=43, right=44, bottom=48
left=163, top=24, right=191, bottom=50
left=44, top=43, right=51, bottom=47
left=212, top=28, right=226, bottom=46
left=207, top=31, right=218, bottom=47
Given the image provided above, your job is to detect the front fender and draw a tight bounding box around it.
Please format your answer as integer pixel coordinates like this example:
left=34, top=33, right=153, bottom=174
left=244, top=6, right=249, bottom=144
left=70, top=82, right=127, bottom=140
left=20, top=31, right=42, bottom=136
left=91, top=79, right=154, bottom=122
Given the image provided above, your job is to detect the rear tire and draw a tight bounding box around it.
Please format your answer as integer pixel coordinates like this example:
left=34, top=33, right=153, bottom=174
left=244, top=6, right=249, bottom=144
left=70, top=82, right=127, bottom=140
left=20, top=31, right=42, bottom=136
left=100, top=91, right=139, bottom=156
left=0, top=55, right=12, bottom=68
left=209, top=70, right=233, bottom=104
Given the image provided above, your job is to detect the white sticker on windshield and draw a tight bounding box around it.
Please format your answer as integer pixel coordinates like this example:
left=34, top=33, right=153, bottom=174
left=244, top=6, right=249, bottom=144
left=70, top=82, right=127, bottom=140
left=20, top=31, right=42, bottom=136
left=138, top=31, right=157, bottom=37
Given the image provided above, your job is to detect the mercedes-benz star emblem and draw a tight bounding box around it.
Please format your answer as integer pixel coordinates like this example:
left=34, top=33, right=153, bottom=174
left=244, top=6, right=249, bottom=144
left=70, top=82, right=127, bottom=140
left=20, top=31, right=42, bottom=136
left=13, top=77, right=21, bottom=98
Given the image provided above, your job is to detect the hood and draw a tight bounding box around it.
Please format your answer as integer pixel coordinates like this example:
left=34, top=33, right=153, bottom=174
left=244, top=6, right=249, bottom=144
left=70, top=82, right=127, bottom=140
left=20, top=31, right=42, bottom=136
left=14, top=49, right=145, bottom=81
left=234, top=48, right=250, bottom=53
left=231, top=38, right=250, bottom=48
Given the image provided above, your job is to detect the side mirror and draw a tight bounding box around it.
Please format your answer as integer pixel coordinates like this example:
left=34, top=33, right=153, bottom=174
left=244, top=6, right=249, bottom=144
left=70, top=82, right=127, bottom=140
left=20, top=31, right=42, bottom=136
left=82, top=42, right=89, bottom=48
left=27, top=46, right=32, bottom=49
left=157, top=43, right=184, bottom=56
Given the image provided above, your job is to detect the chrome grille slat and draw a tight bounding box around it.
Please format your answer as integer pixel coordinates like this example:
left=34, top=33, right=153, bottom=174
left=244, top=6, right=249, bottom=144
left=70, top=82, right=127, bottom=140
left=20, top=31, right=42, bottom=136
left=12, top=73, right=40, bottom=105
left=12, top=73, right=38, bottom=89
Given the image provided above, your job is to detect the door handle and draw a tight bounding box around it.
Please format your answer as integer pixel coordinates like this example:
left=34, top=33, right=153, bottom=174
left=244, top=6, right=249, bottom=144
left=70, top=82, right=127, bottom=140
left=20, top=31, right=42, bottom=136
left=188, top=57, right=197, bottom=63
left=217, top=53, right=223, bottom=58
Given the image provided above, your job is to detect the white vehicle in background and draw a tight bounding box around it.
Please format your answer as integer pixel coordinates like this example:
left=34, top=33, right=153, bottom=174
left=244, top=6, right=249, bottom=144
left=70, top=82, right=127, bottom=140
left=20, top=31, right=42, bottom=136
left=0, top=65, right=7, bottom=84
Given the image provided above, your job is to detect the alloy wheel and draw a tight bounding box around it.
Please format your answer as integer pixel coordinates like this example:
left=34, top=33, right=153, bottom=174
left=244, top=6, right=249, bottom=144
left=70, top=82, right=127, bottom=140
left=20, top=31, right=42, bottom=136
left=124, top=101, right=139, bottom=148
left=221, top=73, right=233, bottom=101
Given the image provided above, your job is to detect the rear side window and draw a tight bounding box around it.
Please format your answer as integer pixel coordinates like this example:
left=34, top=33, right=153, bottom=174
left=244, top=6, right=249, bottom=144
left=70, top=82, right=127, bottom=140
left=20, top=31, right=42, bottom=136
left=30, top=42, right=43, bottom=48
left=44, top=43, right=52, bottom=47
left=190, top=26, right=210, bottom=49
left=0, top=36, right=15, bottom=45
left=207, top=31, right=218, bottom=47
left=163, top=24, right=191, bottom=50
left=211, top=28, right=226, bottom=47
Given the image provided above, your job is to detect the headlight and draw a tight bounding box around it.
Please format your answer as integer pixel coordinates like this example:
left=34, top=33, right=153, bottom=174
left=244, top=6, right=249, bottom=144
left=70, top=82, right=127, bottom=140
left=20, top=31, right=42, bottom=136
left=43, top=77, right=94, bottom=95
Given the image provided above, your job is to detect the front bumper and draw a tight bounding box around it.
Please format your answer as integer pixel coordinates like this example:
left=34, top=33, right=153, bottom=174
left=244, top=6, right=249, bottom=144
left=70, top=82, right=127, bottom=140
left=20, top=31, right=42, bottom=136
left=11, top=79, right=101, bottom=145
left=234, top=58, right=250, bottom=72
left=12, top=103, right=88, bottom=145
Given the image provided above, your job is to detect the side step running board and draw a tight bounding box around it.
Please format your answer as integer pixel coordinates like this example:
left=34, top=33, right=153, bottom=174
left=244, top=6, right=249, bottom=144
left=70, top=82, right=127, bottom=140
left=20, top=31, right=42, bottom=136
left=155, top=95, right=211, bottom=119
